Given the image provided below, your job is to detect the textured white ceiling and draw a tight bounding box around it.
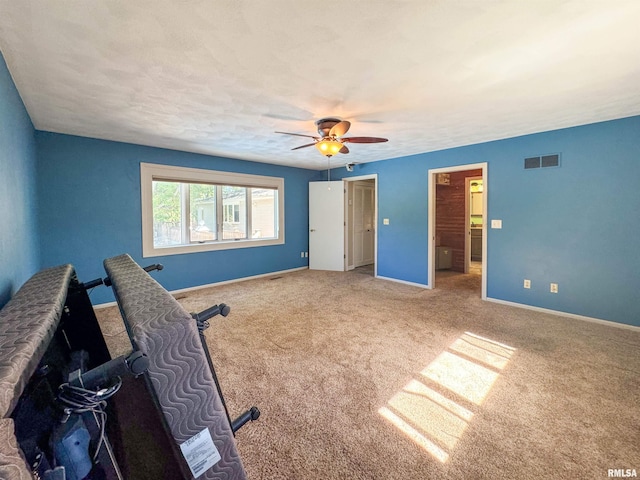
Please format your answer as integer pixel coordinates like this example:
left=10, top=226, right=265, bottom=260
left=1, top=1, right=639, bottom=170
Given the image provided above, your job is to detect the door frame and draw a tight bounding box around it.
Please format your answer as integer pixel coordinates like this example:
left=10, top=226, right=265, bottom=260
left=343, top=174, right=378, bottom=275
left=427, top=163, right=487, bottom=298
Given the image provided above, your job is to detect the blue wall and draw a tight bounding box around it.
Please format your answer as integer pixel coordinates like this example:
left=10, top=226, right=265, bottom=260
left=4, top=41, right=639, bottom=327
left=36, top=133, right=317, bottom=304
left=334, top=116, right=640, bottom=326
left=0, top=52, right=39, bottom=307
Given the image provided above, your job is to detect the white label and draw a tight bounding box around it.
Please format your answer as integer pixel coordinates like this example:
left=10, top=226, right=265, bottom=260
left=179, top=428, right=221, bottom=478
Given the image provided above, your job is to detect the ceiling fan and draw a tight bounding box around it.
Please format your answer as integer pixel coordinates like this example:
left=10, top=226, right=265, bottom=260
left=276, top=117, right=388, bottom=158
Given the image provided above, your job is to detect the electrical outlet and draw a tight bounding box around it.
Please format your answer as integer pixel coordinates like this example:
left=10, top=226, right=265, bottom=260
left=524, top=279, right=531, bottom=289
left=550, top=283, right=558, bottom=293
left=301, top=251, right=304, bottom=258
left=305, top=252, right=308, bottom=258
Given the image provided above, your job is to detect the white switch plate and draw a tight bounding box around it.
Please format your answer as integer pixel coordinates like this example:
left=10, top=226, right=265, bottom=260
left=383, top=218, right=390, bottom=225
left=491, top=219, right=502, bottom=229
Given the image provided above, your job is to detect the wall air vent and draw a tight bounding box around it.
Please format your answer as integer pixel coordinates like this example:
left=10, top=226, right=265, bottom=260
left=524, top=157, right=541, bottom=169
left=524, top=153, right=560, bottom=169
left=541, top=154, right=559, bottom=167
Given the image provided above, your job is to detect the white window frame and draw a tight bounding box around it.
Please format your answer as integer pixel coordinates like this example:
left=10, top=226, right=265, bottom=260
left=141, top=163, right=284, bottom=257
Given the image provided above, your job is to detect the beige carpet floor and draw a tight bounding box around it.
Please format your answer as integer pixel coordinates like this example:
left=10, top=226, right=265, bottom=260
left=95, top=268, right=640, bottom=480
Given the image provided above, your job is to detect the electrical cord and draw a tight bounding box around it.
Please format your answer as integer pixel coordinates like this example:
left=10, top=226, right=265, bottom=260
left=56, top=378, right=122, bottom=461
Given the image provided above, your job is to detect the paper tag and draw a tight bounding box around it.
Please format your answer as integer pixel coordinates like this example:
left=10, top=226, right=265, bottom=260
left=179, top=428, right=221, bottom=478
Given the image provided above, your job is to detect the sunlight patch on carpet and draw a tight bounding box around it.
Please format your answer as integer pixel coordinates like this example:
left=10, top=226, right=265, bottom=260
left=379, top=332, right=515, bottom=462
left=378, top=406, right=450, bottom=463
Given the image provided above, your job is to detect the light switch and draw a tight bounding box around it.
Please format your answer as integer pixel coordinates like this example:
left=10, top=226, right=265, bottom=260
left=383, top=218, right=390, bottom=225
left=491, top=219, right=502, bottom=229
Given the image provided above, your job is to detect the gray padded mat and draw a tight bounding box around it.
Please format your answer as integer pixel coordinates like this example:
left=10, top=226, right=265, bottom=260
left=0, top=264, right=72, bottom=418
left=0, top=418, right=31, bottom=480
left=0, top=264, right=73, bottom=478
left=104, top=254, right=246, bottom=480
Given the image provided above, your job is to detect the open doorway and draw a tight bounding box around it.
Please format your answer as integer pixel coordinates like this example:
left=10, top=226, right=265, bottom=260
left=427, top=163, right=487, bottom=298
left=345, top=175, right=377, bottom=276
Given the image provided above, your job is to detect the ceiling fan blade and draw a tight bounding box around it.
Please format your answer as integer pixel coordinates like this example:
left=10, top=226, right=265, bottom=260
left=341, top=136, right=388, bottom=143
left=329, top=120, right=351, bottom=137
left=339, top=145, right=349, bottom=154
left=275, top=131, right=319, bottom=140
left=291, top=142, right=317, bottom=150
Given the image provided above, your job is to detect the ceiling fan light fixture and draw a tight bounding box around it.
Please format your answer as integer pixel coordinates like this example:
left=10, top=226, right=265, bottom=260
left=315, top=138, right=343, bottom=156
left=277, top=118, right=387, bottom=156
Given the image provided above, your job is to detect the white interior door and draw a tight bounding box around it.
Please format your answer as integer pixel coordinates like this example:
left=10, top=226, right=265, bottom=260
left=354, top=183, right=375, bottom=267
left=309, top=181, right=345, bottom=271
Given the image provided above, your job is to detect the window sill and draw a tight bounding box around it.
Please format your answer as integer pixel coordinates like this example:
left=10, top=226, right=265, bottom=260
left=143, top=237, right=284, bottom=258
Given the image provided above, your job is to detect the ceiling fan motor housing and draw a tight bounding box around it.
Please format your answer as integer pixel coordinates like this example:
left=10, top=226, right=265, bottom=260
left=316, top=117, right=342, bottom=137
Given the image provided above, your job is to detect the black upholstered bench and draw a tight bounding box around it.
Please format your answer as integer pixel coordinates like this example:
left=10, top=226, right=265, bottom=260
left=104, top=254, right=247, bottom=480
left=0, top=264, right=114, bottom=478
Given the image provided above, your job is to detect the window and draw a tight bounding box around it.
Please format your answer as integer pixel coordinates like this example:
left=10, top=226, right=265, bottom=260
left=141, top=163, right=284, bottom=257
left=224, top=203, right=240, bottom=224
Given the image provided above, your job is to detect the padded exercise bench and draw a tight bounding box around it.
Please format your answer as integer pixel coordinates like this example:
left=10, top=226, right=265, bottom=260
left=0, top=264, right=118, bottom=479
left=0, top=255, right=256, bottom=479
left=103, top=253, right=254, bottom=479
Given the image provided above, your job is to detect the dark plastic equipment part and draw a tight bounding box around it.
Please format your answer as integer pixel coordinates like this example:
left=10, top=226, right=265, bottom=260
left=70, top=351, right=149, bottom=390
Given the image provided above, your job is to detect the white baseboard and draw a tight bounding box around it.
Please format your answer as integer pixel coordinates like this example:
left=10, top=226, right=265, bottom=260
left=375, top=275, right=430, bottom=289
left=486, top=297, right=640, bottom=331
left=94, top=269, right=637, bottom=332
left=94, top=300, right=118, bottom=309
left=93, top=266, right=308, bottom=309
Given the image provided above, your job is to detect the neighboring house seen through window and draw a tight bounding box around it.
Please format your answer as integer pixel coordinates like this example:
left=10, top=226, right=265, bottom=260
left=141, top=163, right=284, bottom=257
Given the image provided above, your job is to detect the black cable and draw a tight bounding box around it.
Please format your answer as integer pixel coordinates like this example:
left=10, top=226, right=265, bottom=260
left=56, top=378, right=122, bottom=461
